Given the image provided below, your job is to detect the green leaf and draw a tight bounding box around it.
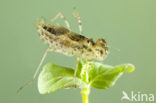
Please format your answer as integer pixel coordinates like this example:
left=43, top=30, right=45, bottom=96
left=89, top=62, right=135, bottom=89
left=77, top=59, right=135, bottom=89
left=38, top=62, right=88, bottom=94
left=38, top=59, right=135, bottom=94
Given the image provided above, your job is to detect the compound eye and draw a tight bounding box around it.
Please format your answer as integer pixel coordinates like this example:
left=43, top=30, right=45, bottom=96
left=43, top=26, right=47, bottom=30
left=100, top=38, right=106, bottom=44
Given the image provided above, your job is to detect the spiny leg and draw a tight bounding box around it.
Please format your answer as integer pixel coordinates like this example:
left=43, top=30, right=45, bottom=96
left=72, top=12, right=82, bottom=34
left=51, top=12, right=71, bottom=30
left=17, top=48, right=51, bottom=93
left=74, top=57, right=80, bottom=87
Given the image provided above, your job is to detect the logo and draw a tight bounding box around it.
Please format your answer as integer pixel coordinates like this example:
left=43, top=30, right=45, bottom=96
left=121, top=91, right=154, bottom=102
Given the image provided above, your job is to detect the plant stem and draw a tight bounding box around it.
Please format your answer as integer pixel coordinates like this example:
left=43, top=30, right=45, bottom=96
left=81, top=88, right=90, bottom=103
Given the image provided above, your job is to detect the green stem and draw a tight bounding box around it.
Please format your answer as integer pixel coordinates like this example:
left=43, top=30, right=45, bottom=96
left=81, top=88, right=90, bottom=103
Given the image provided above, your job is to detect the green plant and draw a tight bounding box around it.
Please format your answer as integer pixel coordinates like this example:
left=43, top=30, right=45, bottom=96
left=38, top=58, right=135, bottom=103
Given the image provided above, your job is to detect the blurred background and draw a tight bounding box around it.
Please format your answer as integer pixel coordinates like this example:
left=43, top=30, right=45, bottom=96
left=0, top=0, right=155, bottom=103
